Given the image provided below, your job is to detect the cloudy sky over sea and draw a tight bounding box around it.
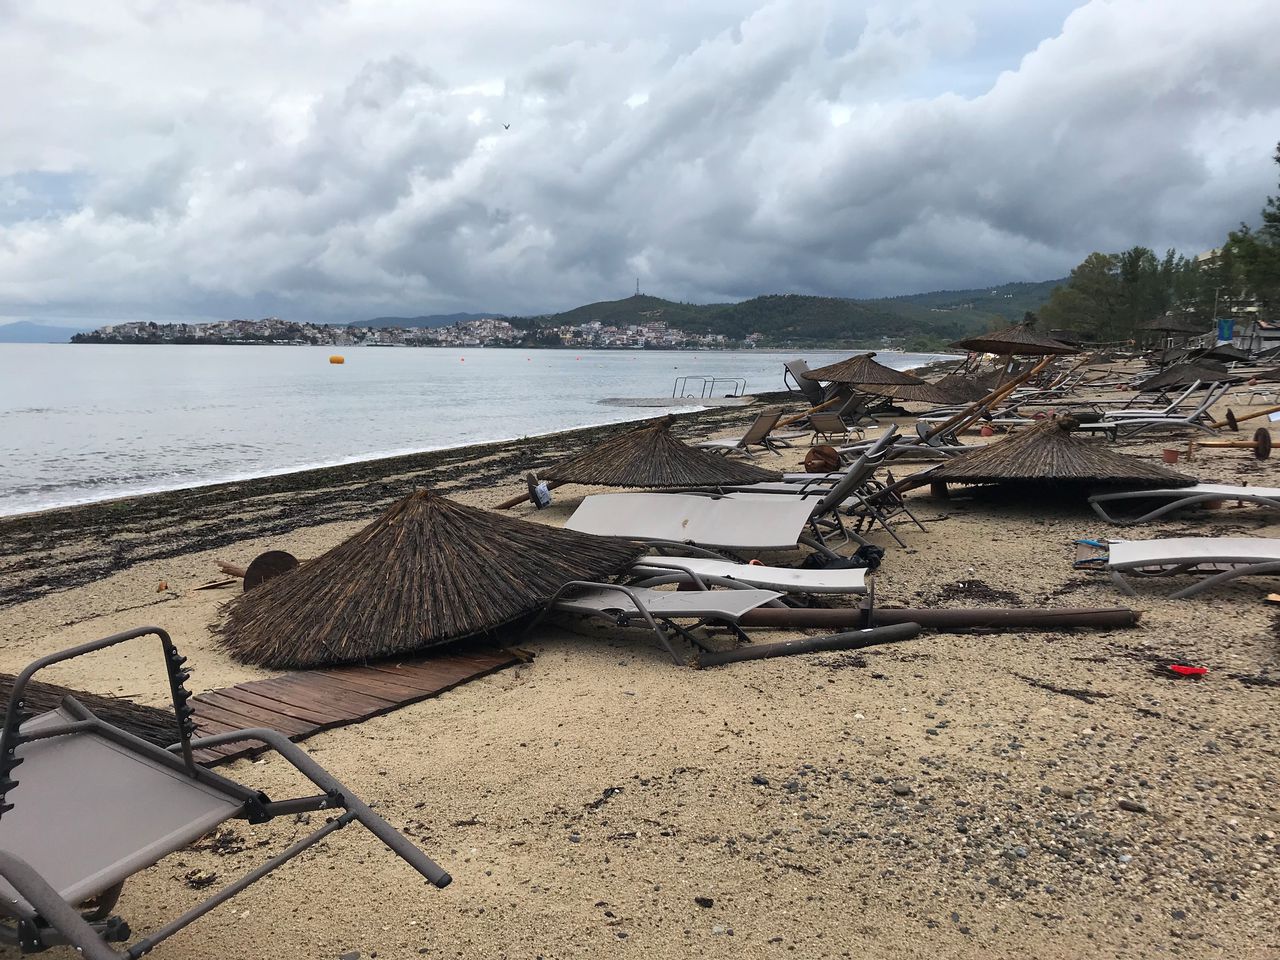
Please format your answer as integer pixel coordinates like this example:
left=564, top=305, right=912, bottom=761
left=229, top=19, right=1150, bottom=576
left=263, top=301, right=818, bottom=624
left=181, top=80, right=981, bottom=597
left=1, top=0, right=1278, bottom=324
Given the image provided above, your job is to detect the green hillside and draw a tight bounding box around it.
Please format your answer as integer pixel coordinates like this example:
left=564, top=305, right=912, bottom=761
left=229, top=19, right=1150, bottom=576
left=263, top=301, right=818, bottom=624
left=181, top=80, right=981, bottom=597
left=514, top=279, right=1066, bottom=348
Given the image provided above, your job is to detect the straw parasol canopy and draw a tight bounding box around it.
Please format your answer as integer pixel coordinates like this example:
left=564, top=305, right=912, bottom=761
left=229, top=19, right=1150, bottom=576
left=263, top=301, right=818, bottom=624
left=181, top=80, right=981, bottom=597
left=950, top=323, right=1079, bottom=356
left=216, top=489, right=645, bottom=668
left=800, top=353, right=954, bottom=404
left=929, top=417, right=1195, bottom=489
left=931, top=372, right=989, bottom=403
left=1138, top=361, right=1233, bottom=391
left=542, top=416, right=781, bottom=487
left=803, top=352, right=925, bottom=386
left=2, top=673, right=180, bottom=748
left=1143, top=314, right=1205, bottom=335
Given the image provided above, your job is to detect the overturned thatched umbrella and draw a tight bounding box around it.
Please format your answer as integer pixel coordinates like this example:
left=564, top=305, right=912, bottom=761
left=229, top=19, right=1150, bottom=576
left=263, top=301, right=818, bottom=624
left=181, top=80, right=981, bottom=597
left=1138, top=361, right=1235, bottom=391
left=929, top=417, right=1195, bottom=489
left=216, top=489, right=645, bottom=668
left=951, top=323, right=1079, bottom=357
left=1, top=673, right=179, bottom=748
left=542, top=416, right=780, bottom=487
left=930, top=372, right=989, bottom=404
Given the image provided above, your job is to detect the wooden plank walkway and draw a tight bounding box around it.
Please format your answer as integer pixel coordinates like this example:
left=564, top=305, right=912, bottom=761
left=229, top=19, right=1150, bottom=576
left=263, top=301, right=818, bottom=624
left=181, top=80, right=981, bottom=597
left=189, top=646, right=525, bottom=765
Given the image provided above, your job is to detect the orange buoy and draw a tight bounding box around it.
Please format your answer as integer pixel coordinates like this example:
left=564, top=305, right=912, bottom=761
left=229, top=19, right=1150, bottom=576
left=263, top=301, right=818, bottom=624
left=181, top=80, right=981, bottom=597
left=329, top=355, right=345, bottom=365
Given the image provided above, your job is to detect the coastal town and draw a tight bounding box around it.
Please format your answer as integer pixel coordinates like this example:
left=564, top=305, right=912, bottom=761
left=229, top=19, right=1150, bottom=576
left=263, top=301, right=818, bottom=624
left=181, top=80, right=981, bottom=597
left=70, top=315, right=745, bottom=350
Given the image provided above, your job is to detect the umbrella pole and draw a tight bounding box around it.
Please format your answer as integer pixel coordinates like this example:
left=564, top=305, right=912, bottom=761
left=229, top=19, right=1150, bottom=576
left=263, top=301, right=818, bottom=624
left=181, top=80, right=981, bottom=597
left=777, top=395, right=844, bottom=429
left=920, top=355, right=1053, bottom=442
left=495, top=480, right=567, bottom=510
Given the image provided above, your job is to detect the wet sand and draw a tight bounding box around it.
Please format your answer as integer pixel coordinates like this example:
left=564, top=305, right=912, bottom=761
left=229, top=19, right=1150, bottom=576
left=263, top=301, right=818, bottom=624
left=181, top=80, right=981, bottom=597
left=1, top=373, right=1278, bottom=959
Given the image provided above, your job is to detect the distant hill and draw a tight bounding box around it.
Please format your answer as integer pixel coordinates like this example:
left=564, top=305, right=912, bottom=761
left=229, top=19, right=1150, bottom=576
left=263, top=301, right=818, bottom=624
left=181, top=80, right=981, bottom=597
left=0, top=321, right=94, bottom=343
left=355, top=312, right=500, bottom=329
left=512, top=280, right=1067, bottom=347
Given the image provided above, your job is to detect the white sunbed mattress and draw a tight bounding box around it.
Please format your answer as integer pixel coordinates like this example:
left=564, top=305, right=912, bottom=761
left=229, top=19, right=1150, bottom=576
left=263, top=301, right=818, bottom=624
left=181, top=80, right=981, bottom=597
left=632, top=555, right=867, bottom=593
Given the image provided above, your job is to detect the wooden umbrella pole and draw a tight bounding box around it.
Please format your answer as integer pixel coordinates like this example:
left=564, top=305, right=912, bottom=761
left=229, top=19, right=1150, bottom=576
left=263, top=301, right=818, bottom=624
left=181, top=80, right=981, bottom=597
left=495, top=479, right=567, bottom=511
left=777, top=395, right=843, bottom=429
left=1212, top=404, right=1280, bottom=430
left=922, top=355, right=1053, bottom=441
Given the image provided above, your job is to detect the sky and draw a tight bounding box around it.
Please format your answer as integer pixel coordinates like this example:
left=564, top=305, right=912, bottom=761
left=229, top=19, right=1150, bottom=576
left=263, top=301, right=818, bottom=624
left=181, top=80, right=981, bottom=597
left=1, top=0, right=1278, bottom=326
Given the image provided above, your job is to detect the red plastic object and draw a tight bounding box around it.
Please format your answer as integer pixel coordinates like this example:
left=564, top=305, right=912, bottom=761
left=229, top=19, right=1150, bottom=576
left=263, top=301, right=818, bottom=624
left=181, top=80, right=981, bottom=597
left=1169, top=664, right=1207, bottom=676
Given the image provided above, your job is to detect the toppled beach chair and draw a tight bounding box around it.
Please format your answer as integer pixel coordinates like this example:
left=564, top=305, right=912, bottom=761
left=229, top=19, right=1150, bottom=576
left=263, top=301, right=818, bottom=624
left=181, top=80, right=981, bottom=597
left=0, top=627, right=451, bottom=959
left=1105, top=537, right=1280, bottom=598
left=1089, top=483, right=1280, bottom=525
left=783, top=359, right=827, bottom=405
left=538, top=582, right=782, bottom=664
left=627, top=555, right=868, bottom=595
left=564, top=490, right=831, bottom=556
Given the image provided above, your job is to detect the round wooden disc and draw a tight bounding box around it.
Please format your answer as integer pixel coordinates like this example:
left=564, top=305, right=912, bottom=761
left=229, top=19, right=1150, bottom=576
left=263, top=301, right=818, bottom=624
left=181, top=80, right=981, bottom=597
left=243, top=550, right=299, bottom=591
left=1226, top=409, right=1239, bottom=432
left=1254, top=428, right=1271, bottom=460
left=804, top=445, right=841, bottom=473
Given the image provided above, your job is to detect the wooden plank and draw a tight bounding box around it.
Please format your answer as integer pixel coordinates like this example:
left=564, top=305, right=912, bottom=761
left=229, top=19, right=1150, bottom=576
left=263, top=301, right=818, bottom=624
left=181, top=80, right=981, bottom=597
left=225, top=681, right=359, bottom=721
left=193, top=700, right=312, bottom=738
left=316, top=667, right=444, bottom=699
left=209, top=686, right=342, bottom=725
left=193, top=691, right=315, bottom=736
left=251, top=674, right=394, bottom=711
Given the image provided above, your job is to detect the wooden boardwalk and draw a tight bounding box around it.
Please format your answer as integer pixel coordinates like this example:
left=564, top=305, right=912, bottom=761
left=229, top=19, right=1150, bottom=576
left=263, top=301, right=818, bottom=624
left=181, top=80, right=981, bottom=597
left=189, top=646, right=525, bottom=765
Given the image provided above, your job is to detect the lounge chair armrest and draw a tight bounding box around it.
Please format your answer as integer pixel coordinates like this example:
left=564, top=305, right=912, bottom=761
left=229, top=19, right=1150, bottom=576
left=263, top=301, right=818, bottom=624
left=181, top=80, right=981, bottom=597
left=181, top=728, right=452, bottom=888
left=1, top=626, right=198, bottom=818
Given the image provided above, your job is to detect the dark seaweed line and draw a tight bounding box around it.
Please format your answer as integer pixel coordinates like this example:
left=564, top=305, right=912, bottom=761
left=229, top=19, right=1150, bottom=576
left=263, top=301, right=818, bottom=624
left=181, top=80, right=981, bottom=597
left=0, top=403, right=767, bottom=608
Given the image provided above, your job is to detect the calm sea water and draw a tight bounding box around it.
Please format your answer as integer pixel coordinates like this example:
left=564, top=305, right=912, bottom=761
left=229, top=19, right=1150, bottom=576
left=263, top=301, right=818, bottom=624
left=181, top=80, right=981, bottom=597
left=0, top=344, right=948, bottom=517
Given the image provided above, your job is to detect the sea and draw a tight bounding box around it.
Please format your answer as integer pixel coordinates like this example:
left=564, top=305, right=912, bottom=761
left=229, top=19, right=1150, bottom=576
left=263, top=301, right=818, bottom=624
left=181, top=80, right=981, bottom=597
left=0, top=344, right=950, bottom=517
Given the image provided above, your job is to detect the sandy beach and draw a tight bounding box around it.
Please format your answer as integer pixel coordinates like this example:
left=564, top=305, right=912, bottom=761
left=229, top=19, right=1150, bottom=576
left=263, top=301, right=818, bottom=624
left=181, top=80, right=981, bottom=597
left=2, top=374, right=1278, bottom=960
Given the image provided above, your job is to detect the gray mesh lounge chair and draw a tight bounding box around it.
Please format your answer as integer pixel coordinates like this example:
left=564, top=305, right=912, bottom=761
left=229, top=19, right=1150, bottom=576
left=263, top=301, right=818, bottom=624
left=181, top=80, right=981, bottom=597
left=0, top=627, right=450, bottom=959
left=807, top=411, right=855, bottom=444
left=627, top=555, right=867, bottom=594
left=1075, top=382, right=1230, bottom=439
left=1106, top=537, right=1280, bottom=598
left=783, top=359, right=826, bottom=405
left=1089, top=483, right=1280, bottom=525
left=695, top=409, right=799, bottom=458
left=538, top=582, right=782, bottom=664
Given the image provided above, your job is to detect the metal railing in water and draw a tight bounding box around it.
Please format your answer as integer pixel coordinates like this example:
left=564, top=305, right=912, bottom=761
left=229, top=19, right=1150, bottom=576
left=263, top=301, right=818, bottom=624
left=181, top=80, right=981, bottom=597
left=671, top=375, right=747, bottom=399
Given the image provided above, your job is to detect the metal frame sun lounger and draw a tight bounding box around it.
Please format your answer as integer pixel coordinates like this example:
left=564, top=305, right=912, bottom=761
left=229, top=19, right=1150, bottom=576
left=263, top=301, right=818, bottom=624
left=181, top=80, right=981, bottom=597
left=1075, top=382, right=1231, bottom=439
left=0, top=627, right=451, bottom=959
left=537, top=582, right=782, bottom=664
left=626, top=555, right=868, bottom=595
left=1105, top=537, right=1280, bottom=598
left=563, top=490, right=838, bottom=556
left=1089, top=483, right=1280, bottom=525
left=695, top=409, right=798, bottom=458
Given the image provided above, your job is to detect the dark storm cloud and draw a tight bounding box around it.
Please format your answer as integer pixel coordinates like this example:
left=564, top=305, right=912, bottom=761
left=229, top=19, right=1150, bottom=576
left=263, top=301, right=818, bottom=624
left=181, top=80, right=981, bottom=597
left=0, top=0, right=1277, bottom=324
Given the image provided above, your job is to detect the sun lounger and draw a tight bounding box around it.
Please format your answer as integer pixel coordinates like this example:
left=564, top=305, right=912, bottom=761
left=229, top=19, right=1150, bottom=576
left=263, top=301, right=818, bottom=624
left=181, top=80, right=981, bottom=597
left=564, top=491, right=828, bottom=554
left=783, top=359, right=827, bottom=405
left=1075, top=382, right=1230, bottom=439
left=627, top=555, right=868, bottom=594
left=807, top=411, right=857, bottom=443
left=0, top=627, right=450, bottom=959
left=541, top=581, right=782, bottom=664
left=1106, top=537, right=1280, bottom=598
left=1090, top=484, right=1280, bottom=525
left=695, top=409, right=801, bottom=458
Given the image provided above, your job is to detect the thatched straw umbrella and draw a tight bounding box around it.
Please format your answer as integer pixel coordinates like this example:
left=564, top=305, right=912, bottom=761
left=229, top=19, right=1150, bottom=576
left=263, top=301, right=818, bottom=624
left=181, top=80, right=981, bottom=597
left=801, top=352, right=954, bottom=405
left=930, top=372, right=989, bottom=403
left=216, top=489, right=645, bottom=668
left=1, top=673, right=180, bottom=748
left=1137, top=362, right=1234, bottom=391
left=950, top=323, right=1079, bottom=357
left=929, top=417, right=1195, bottom=489
left=542, top=416, right=780, bottom=487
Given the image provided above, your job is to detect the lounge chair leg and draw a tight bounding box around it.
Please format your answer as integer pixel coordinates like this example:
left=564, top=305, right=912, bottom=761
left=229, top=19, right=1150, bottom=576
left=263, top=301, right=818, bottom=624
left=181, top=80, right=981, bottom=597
left=1110, top=571, right=1137, bottom=596
left=0, top=853, right=123, bottom=960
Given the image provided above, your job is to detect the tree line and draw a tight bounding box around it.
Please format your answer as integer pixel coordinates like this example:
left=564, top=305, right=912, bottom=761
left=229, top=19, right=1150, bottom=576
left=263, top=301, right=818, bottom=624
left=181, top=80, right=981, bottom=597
left=1035, top=142, right=1280, bottom=341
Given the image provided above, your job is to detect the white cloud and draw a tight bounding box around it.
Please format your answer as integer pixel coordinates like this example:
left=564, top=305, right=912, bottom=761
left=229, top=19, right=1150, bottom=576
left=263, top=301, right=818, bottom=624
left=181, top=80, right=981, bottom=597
left=0, top=0, right=1276, bottom=322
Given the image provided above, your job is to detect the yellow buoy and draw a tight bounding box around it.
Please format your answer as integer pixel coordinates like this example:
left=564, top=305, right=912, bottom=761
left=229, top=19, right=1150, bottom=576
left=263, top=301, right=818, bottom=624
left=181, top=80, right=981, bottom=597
left=329, top=355, right=345, bottom=365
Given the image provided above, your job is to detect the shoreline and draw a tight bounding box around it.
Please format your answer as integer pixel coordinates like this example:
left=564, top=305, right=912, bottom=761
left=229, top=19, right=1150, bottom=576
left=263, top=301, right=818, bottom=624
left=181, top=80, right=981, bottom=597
left=0, top=398, right=781, bottom=607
